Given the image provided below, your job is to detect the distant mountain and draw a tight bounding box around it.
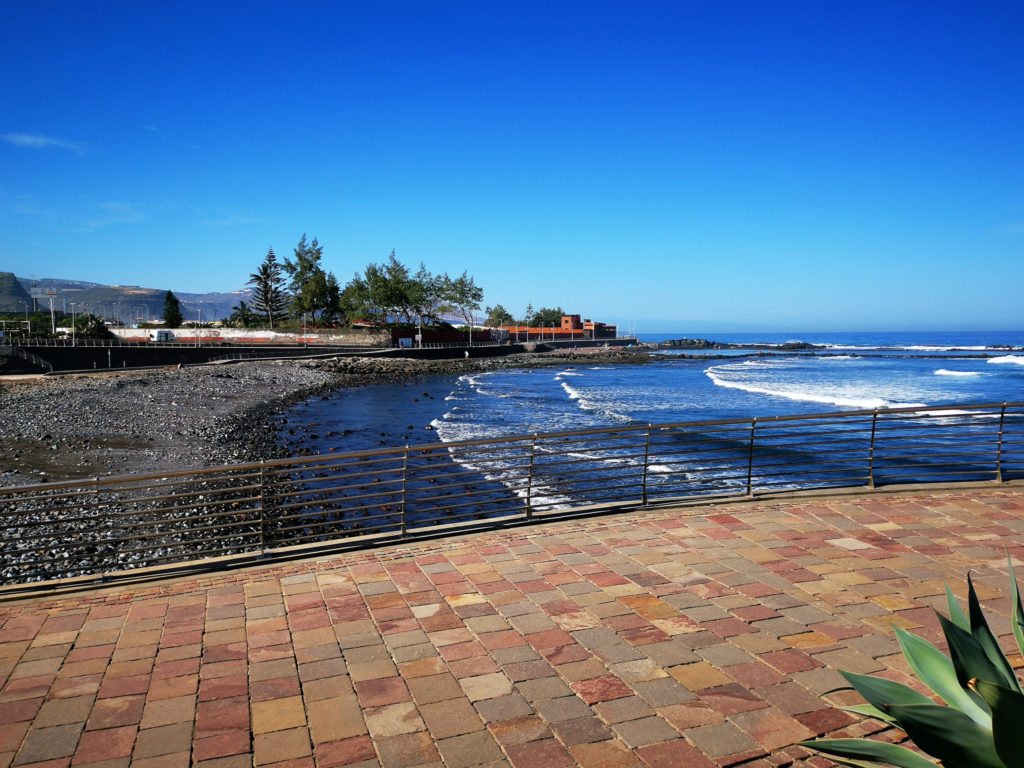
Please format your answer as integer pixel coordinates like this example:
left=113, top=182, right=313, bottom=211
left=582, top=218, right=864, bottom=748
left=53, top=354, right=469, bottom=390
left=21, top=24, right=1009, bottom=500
left=0, top=272, right=35, bottom=313
left=14, top=275, right=251, bottom=323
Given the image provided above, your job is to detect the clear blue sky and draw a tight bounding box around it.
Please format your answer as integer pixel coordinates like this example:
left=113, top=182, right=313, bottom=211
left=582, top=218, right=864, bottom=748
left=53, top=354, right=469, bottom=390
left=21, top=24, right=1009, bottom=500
left=2, top=1, right=1022, bottom=332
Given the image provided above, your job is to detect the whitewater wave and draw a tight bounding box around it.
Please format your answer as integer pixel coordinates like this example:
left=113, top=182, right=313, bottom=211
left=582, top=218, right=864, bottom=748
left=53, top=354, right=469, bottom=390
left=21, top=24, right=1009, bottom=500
left=559, top=380, right=632, bottom=423
left=430, top=417, right=573, bottom=510
left=988, top=355, right=1024, bottom=366
left=935, top=369, right=982, bottom=377
left=704, top=367, right=923, bottom=410
left=903, top=345, right=991, bottom=352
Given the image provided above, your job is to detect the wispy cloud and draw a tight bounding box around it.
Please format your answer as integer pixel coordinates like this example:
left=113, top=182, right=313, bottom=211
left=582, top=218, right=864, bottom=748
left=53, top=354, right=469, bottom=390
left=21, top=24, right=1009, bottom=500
left=1, top=132, right=87, bottom=154
left=72, top=201, right=146, bottom=232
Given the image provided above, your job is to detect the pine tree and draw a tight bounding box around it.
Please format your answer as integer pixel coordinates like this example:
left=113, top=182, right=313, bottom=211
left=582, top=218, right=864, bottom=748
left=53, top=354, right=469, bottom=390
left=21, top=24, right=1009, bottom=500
left=163, top=290, right=183, bottom=328
left=248, top=248, right=288, bottom=328
left=283, top=234, right=340, bottom=322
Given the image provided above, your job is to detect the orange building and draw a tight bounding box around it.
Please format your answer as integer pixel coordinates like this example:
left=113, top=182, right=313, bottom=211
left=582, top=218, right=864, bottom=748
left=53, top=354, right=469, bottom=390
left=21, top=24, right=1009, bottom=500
left=498, top=315, right=617, bottom=341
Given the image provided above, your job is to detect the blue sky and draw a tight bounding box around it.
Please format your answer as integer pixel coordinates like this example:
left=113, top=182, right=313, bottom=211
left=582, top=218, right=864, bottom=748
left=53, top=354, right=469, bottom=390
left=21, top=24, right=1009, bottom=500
left=2, top=2, right=1022, bottom=332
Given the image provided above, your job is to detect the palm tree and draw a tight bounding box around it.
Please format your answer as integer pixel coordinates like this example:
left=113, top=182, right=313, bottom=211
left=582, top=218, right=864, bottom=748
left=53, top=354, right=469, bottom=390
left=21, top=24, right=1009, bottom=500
left=227, top=300, right=258, bottom=328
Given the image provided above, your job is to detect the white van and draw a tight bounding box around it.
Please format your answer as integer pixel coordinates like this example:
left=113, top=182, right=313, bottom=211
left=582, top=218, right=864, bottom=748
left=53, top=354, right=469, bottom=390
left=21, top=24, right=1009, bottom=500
left=149, top=330, right=175, bottom=342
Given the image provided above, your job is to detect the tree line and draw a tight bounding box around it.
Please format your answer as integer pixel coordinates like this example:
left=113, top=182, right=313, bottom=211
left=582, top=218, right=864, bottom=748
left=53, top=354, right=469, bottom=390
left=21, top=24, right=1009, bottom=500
left=221, top=235, right=486, bottom=332
left=155, top=234, right=569, bottom=332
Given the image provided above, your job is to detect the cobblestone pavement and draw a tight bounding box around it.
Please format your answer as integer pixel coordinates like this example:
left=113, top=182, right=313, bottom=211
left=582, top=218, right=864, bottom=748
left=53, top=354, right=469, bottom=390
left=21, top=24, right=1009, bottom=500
left=2, top=486, right=1024, bottom=768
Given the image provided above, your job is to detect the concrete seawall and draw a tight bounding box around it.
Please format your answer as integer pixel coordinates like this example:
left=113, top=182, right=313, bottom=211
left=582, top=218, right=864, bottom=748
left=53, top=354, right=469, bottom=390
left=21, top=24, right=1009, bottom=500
left=3, top=338, right=638, bottom=372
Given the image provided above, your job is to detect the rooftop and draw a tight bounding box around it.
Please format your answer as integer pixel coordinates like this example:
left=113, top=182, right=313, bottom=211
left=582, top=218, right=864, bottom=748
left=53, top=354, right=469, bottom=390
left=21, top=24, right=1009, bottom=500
left=2, top=485, right=1022, bottom=767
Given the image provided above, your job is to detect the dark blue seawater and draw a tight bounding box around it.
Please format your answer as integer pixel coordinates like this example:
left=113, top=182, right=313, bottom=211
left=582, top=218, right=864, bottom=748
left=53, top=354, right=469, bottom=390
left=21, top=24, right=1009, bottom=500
left=273, top=331, right=1024, bottom=531
left=280, top=331, right=1024, bottom=455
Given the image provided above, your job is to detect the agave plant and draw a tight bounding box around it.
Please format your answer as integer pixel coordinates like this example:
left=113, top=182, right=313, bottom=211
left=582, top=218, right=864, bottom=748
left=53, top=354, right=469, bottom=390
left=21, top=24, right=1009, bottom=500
left=799, top=558, right=1024, bottom=768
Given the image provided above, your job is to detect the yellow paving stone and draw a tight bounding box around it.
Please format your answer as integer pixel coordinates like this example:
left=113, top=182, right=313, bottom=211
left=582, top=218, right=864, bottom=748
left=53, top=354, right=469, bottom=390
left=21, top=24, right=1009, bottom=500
left=289, top=627, right=336, bottom=649
left=605, top=583, right=645, bottom=597
left=871, top=594, right=920, bottom=611
left=782, top=631, right=835, bottom=650
left=253, top=726, right=312, bottom=765
left=251, top=695, right=306, bottom=734
left=455, top=562, right=493, bottom=574
left=307, top=695, right=367, bottom=743
left=635, top=602, right=680, bottom=620
left=829, top=571, right=877, bottom=586
left=667, top=661, right=732, bottom=691
left=446, top=593, right=486, bottom=607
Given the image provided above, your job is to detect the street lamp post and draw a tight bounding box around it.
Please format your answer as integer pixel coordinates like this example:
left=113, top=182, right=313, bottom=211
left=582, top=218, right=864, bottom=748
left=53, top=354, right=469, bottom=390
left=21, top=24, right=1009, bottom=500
left=46, top=293, right=57, bottom=334
left=70, top=302, right=77, bottom=346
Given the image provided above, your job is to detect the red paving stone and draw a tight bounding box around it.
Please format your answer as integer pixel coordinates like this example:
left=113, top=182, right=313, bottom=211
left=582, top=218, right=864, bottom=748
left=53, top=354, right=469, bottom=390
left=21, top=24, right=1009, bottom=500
left=1, top=486, right=1023, bottom=767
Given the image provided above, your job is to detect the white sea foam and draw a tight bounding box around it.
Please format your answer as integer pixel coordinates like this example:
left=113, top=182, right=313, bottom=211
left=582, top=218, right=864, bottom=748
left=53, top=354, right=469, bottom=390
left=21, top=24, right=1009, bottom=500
left=903, top=345, right=991, bottom=352
left=704, top=366, right=923, bottom=410
left=988, top=355, right=1024, bottom=366
left=560, top=381, right=581, bottom=400
left=558, top=380, right=632, bottom=423
left=935, top=369, right=982, bottom=377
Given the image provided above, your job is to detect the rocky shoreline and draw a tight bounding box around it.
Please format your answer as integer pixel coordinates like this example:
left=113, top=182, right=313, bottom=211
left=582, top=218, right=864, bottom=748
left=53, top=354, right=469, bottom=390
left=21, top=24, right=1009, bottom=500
left=0, top=347, right=651, bottom=487
left=0, top=348, right=653, bottom=583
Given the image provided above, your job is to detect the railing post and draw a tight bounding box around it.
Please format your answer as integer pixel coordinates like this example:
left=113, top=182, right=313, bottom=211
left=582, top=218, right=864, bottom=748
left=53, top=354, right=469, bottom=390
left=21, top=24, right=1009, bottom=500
left=641, top=425, right=652, bottom=506
left=746, top=418, right=757, bottom=497
left=996, top=403, right=1006, bottom=483
left=867, top=410, right=878, bottom=489
left=525, top=436, right=537, bottom=519
left=400, top=445, right=409, bottom=537
left=258, top=459, right=266, bottom=553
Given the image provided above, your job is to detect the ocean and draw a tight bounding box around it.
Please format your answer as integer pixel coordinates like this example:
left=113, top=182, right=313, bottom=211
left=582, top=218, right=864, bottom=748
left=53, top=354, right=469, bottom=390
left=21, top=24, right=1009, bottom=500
left=278, top=331, right=1024, bottom=458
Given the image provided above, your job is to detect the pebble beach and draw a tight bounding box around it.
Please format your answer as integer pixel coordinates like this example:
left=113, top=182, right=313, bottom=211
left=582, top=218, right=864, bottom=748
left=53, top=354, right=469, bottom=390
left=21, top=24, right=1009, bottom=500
left=0, top=348, right=650, bottom=487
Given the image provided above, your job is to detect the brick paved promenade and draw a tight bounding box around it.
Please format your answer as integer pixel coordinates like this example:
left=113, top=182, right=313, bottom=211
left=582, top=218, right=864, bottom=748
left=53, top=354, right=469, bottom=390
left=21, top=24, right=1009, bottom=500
left=2, top=486, right=1023, bottom=768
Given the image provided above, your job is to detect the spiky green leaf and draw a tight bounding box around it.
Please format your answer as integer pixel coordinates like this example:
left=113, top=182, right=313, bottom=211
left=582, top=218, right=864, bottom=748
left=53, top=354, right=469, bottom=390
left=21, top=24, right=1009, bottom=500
left=1007, top=555, right=1024, bottom=662
left=974, top=679, right=1024, bottom=768
left=886, top=703, right=1002, bottom=768
left=893, top=625, right=990, bottom=724
left=840, top=670, right=934, bottom=715
left=797, top=738, right=938, bottom=768
left=841, top=703, right=898, bottom=724
left=946, top=583, right=970, bottom=631
left=967, top=574, right=1022, bottom=693
left=938, top=613, right=1014, bottom=692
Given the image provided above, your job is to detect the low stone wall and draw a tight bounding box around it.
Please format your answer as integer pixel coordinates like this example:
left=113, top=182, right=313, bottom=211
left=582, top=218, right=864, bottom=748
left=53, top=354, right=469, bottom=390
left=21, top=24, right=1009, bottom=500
left=111, top=327, right=391, bottom=346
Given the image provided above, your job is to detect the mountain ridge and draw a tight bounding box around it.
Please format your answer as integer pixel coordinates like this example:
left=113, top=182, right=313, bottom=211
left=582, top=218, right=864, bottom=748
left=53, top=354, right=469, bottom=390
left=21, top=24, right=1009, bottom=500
left=5, top=274, right=251, bottom=322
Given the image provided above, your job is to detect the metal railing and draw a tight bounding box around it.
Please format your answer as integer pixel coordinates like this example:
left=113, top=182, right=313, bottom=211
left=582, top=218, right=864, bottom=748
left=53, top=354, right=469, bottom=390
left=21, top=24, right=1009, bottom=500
left=1, top=402, right=1021, bottom=588
left=0, top=345, right=54, bottom=372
